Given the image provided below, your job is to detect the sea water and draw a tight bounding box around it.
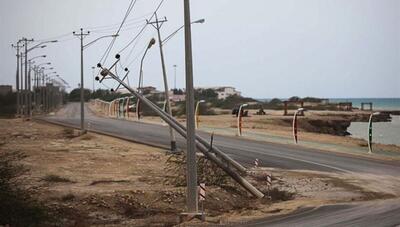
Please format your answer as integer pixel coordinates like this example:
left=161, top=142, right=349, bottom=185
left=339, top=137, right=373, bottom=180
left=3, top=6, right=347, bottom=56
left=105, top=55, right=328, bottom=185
left=328, top=98, right=400, bottom=110
left=347, top=115, right=400, bottom=146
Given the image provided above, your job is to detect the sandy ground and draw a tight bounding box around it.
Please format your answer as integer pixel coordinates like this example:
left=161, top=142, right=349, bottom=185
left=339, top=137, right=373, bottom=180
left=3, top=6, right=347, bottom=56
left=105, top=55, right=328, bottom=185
left=1, top=118, right=399, bottom=226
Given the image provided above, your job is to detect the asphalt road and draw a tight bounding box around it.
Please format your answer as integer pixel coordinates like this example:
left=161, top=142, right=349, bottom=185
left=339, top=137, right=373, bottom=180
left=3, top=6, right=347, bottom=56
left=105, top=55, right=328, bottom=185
left=41, top=103, right=400, bottom=226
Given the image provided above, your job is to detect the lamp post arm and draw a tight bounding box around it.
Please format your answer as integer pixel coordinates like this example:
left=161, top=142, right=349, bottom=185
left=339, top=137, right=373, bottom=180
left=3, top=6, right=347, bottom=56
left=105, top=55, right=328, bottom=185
left=28, top=40, right=57, bottom=52
left=162, top=25, right=184, bottom=45
left=83, top=34, right=118, bottom=49
left=138, top=47, right=150, bottom=89
left=162, top=19, right=205, bottom=45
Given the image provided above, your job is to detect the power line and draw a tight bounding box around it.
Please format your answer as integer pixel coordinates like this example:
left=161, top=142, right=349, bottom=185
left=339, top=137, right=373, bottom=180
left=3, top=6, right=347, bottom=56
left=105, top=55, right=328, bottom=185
left=35, top=32, right=71, bottom=42
left=117, top=0, right=166, bottom=54
left=90, top=21, right=145, bottom=34
left=99, top=0, right=138, bottom=64
left=84, top=12, right=152, bottom=30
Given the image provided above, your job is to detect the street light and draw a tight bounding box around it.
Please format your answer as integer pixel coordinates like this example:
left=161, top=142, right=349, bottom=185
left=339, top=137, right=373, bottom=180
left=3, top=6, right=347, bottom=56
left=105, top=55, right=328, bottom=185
left=368, top=112, right=381, bottom=153
left=41, top=67, right=54, bottom=71
left=28, top=40, right=58, bottom=52
left=237, top=104, right=248, bottom=136
left=25, top=40, right=57, bottom=115
left=162, top=18, right=205, bottom=45
left=195, top=100, right=205, bottom=129
left=138, top=38, right=156, bottom=90
left=135, top=38, right=156, bottom=121
left=29, top=55, right=46, bottom=61
left=293, top=108, right=305, bottom=144
left=37, top=62, right=51, bottom=67
left=148, top=16, right=204, bottom=152
left=73, top=28, right=117, bottom=134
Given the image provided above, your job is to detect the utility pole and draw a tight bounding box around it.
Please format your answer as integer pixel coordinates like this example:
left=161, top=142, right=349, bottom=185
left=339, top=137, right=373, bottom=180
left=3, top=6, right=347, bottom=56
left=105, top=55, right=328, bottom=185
left=20, top=50, right=25, bottom=115
left=22, top=38, right=34, bottom=117
left=73, top=28, right=90, bottom=133
left=11, top=42, right=24, bottom=117
left=92, top=66, right=95, bottom=93
left=173, top=64, right=177, bottom=90
left=147, top=13, right=177, bottom=151
left=183, top=0, right=199, bottom=214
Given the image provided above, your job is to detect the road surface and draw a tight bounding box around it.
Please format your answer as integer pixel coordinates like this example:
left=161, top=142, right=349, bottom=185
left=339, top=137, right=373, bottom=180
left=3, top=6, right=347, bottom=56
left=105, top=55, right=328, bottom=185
left=40, top=103, right=400, bottom=226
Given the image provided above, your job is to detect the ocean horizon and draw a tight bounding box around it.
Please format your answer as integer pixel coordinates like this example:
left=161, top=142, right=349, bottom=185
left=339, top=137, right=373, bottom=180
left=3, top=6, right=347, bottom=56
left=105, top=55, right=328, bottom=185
left=256, top=98, right=400, bottom=110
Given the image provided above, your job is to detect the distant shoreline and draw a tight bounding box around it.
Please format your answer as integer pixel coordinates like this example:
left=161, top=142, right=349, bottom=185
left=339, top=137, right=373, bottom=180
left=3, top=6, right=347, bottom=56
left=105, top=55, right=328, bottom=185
left=256, top=98, right=400, bottom=111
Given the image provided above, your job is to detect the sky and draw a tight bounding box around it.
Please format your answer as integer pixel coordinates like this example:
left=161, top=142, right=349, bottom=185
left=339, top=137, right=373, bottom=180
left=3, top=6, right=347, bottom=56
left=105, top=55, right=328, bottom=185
left=0, top=0, right=399, bottom=98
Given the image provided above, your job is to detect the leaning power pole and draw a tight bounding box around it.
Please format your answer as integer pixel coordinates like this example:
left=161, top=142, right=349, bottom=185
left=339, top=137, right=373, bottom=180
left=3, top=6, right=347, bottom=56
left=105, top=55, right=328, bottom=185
left=183, top=0, right=199, bottom=214
left=147, top=13, right=177, bottom=152
left=73, top=28, right=90, bottom=133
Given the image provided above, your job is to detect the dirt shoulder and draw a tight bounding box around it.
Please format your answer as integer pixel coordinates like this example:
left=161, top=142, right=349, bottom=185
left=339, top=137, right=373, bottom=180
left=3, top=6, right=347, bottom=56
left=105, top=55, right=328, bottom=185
left=0, top=118, right=398, bottom=226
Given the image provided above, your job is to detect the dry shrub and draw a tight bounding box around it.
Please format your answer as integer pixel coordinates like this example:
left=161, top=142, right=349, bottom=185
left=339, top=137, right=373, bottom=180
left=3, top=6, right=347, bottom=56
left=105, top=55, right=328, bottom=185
left=62, top=128, right=75, bottom=139
left=0, top=151, right=50, bottom=225
left=42, top=174, right=73, bottom=183
left=164, top=153, right=230, bottom=187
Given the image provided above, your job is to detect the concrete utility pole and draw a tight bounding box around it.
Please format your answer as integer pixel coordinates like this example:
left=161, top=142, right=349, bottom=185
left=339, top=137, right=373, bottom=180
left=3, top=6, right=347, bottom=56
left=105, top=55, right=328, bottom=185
left=11, top=42, right=24, bottom=116
left=23, top=38, right=34, bottom=117
left=173, top=64, right=177, bottom=90
left=20, top=52, right=24, bottom=115
left=73, top=28, right=90, bottom=133
left=183, top=0, right=199, bottom=214
left=147, top=14, right=177, bottom=152
left=92, top=66, right=95, bottom=92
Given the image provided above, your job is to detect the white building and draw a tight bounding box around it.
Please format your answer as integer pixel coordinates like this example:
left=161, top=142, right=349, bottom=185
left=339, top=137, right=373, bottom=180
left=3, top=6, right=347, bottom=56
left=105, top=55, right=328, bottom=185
left=195, top=86, right=241, bottom=100
left=215, top=86, right=241, bottom=99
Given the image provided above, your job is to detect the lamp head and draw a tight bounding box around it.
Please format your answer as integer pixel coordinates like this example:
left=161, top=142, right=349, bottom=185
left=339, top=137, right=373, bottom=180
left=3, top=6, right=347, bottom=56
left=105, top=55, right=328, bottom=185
left=298, top=108, right=305, bottom=112
left=194, top=18, right=205, bottom=24
left=148, top=38, right=156, bottom=49
left=199, top=100, right=205, bottom=103
left=242, top=104, right=249, bottom=107
left=372, top=112, right=381, bottom=116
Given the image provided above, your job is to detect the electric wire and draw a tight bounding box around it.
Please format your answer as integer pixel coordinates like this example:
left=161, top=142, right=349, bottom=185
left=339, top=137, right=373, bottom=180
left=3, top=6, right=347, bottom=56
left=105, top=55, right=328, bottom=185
left=99, top=0, right=138, bottom=65
left=117, top=0, right=165, bottom=54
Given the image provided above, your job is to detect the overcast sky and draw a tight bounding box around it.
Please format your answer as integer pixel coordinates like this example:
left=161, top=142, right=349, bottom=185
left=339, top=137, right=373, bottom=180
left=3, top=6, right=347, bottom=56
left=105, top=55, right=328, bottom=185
left=0, top=0, right=399, bottom=98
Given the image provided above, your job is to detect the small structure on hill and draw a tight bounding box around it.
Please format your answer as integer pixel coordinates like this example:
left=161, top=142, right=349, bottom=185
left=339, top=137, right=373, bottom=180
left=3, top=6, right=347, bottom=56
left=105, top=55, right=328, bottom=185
left=361, top=102, right=373, bottom=111
left=283, top=101, right=304, bottom=116
left=255, top=105, right=266, bottom=115
left=232, top=105, right=248, bottom=117
left=337, top=102, right=352, bottom=111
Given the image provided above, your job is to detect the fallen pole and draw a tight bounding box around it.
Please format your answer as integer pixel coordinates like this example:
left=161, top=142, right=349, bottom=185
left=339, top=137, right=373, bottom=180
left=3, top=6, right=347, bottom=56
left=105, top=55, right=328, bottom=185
left=96, top=65, right=264, bottom=198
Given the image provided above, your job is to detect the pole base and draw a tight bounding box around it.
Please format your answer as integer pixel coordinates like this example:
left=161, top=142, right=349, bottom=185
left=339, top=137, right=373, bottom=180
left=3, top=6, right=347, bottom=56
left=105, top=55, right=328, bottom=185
left=179, top=212, right=205, bottom=223
left=170, top=141, right=177, bottom=152
left=80, top=129, right=87, bottom=135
